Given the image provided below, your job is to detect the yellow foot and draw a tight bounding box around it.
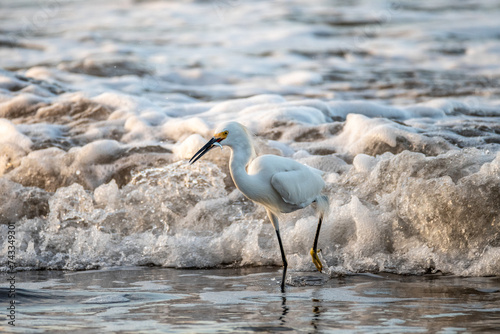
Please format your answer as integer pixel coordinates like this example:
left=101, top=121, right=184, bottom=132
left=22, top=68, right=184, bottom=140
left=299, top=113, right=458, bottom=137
left=310, top=248, right=323, bottom=272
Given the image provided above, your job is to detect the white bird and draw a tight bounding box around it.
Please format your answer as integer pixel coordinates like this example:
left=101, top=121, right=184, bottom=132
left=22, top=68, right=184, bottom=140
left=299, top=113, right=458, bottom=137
left=189, top=121, right=328, bottom=292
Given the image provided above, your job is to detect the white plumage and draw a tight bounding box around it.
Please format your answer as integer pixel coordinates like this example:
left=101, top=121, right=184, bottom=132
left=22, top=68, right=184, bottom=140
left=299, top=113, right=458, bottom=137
left=189, top=121, right=328, bottom=292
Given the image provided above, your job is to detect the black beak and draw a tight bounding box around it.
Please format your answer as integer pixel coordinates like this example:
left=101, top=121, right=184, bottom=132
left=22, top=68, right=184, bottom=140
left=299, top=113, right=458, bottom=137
left=189, top=137, right=219, bottom=164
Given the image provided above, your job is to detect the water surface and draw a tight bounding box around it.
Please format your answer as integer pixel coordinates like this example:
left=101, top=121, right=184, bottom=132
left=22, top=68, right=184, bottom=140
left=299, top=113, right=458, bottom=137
left=2, top=267, right=500, bottom=333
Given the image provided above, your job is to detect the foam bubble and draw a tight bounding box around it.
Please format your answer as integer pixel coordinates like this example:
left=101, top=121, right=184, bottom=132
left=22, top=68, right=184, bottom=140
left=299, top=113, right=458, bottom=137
left=277, top=71, right=323, bottom=86
left=73, top=140, right=123, bottom=165
left=173, top=134, right=209, bottom=160
left=0, top=119, right=33, bottom=151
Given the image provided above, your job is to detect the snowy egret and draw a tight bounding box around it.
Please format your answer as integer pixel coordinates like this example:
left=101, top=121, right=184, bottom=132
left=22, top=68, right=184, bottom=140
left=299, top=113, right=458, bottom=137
left=189, top=121, right=328, bottom=292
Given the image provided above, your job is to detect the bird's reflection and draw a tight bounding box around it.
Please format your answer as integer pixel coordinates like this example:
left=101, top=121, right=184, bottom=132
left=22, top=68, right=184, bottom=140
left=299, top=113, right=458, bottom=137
left=279, top=295, right=289, bottom=325
left=310, top=298, right=322, bottom=331
left=277, top=294, right=324, bottom=331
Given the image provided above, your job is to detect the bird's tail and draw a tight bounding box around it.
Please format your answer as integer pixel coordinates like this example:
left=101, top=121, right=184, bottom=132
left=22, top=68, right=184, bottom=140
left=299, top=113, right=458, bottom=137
left=315, top=195, right=330, bottom=219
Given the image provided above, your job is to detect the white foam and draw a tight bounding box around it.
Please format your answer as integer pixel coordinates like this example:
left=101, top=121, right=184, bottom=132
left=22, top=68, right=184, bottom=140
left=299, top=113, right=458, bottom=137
left=173, top=134, right=209, bottom=160
left=330, top=113, right=454, bottom=156
left=0, top=118, right=33, bottom=152
left=352, top=154, right=377, bottom=174
left=161, top=117, right=211, bottom=142
left=73, top=140, right=123, bottom=165
left=331, top=114, right=408, bottom=154
left=16, top=123, right=64, bottom=144
left=82, top=295, right=130, bottom=304
left=277, top=71, right=323, bottom=86
left=328, top=101, right=411, bottom=120
left=94, top=179, right=120, bottom=210
left=204, top=94, right=286, bottom=122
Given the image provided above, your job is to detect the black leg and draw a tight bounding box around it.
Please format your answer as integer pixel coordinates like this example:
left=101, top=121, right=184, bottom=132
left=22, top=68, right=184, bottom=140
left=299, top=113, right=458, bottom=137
left=313, top=216, right=323, bottom=252
left=267, top=210, right=288, bottom=292
left=275, top=229, right=288, bottom=293
left=310, top=216, right=323, bottom=272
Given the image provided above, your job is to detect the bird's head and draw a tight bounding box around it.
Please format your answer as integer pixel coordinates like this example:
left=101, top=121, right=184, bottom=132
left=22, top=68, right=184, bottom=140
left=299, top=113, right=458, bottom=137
left=189, top=121, right=245, bottom=164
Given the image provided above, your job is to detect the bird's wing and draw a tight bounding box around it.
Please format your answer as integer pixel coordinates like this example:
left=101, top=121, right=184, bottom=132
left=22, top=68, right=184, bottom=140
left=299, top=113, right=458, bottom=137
left=271, top=166, right=325, bottom=207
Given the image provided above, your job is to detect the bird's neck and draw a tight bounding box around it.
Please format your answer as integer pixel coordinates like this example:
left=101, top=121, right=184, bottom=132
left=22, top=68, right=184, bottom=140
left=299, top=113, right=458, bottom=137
left=228, top=137, right=256, bottom=192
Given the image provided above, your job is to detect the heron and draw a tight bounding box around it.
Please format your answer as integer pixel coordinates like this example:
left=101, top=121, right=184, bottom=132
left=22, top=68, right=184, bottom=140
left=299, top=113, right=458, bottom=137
left=189, top=121, right=328, bottom=292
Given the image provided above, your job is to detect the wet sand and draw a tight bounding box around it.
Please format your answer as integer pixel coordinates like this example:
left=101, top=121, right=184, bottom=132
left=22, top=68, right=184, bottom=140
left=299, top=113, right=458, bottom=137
left=1, top=267, right=499, bottom=333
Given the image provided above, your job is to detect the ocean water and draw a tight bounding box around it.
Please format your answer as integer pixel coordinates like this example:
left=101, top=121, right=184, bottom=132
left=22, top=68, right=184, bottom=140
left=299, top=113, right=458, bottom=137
left=2, top=267, right=500, bottom=333
left=0, top=0, right=500, bottom=330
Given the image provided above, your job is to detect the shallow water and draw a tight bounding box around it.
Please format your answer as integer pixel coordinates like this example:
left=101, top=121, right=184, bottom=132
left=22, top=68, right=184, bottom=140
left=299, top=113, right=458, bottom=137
left=1, top=0, right=499, bottom=277
left=1, top=267, right=500, bottom=333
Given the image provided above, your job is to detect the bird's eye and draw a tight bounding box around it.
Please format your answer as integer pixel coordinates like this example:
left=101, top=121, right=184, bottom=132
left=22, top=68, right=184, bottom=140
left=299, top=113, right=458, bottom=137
left=224, top=131, right=228, bottom=135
